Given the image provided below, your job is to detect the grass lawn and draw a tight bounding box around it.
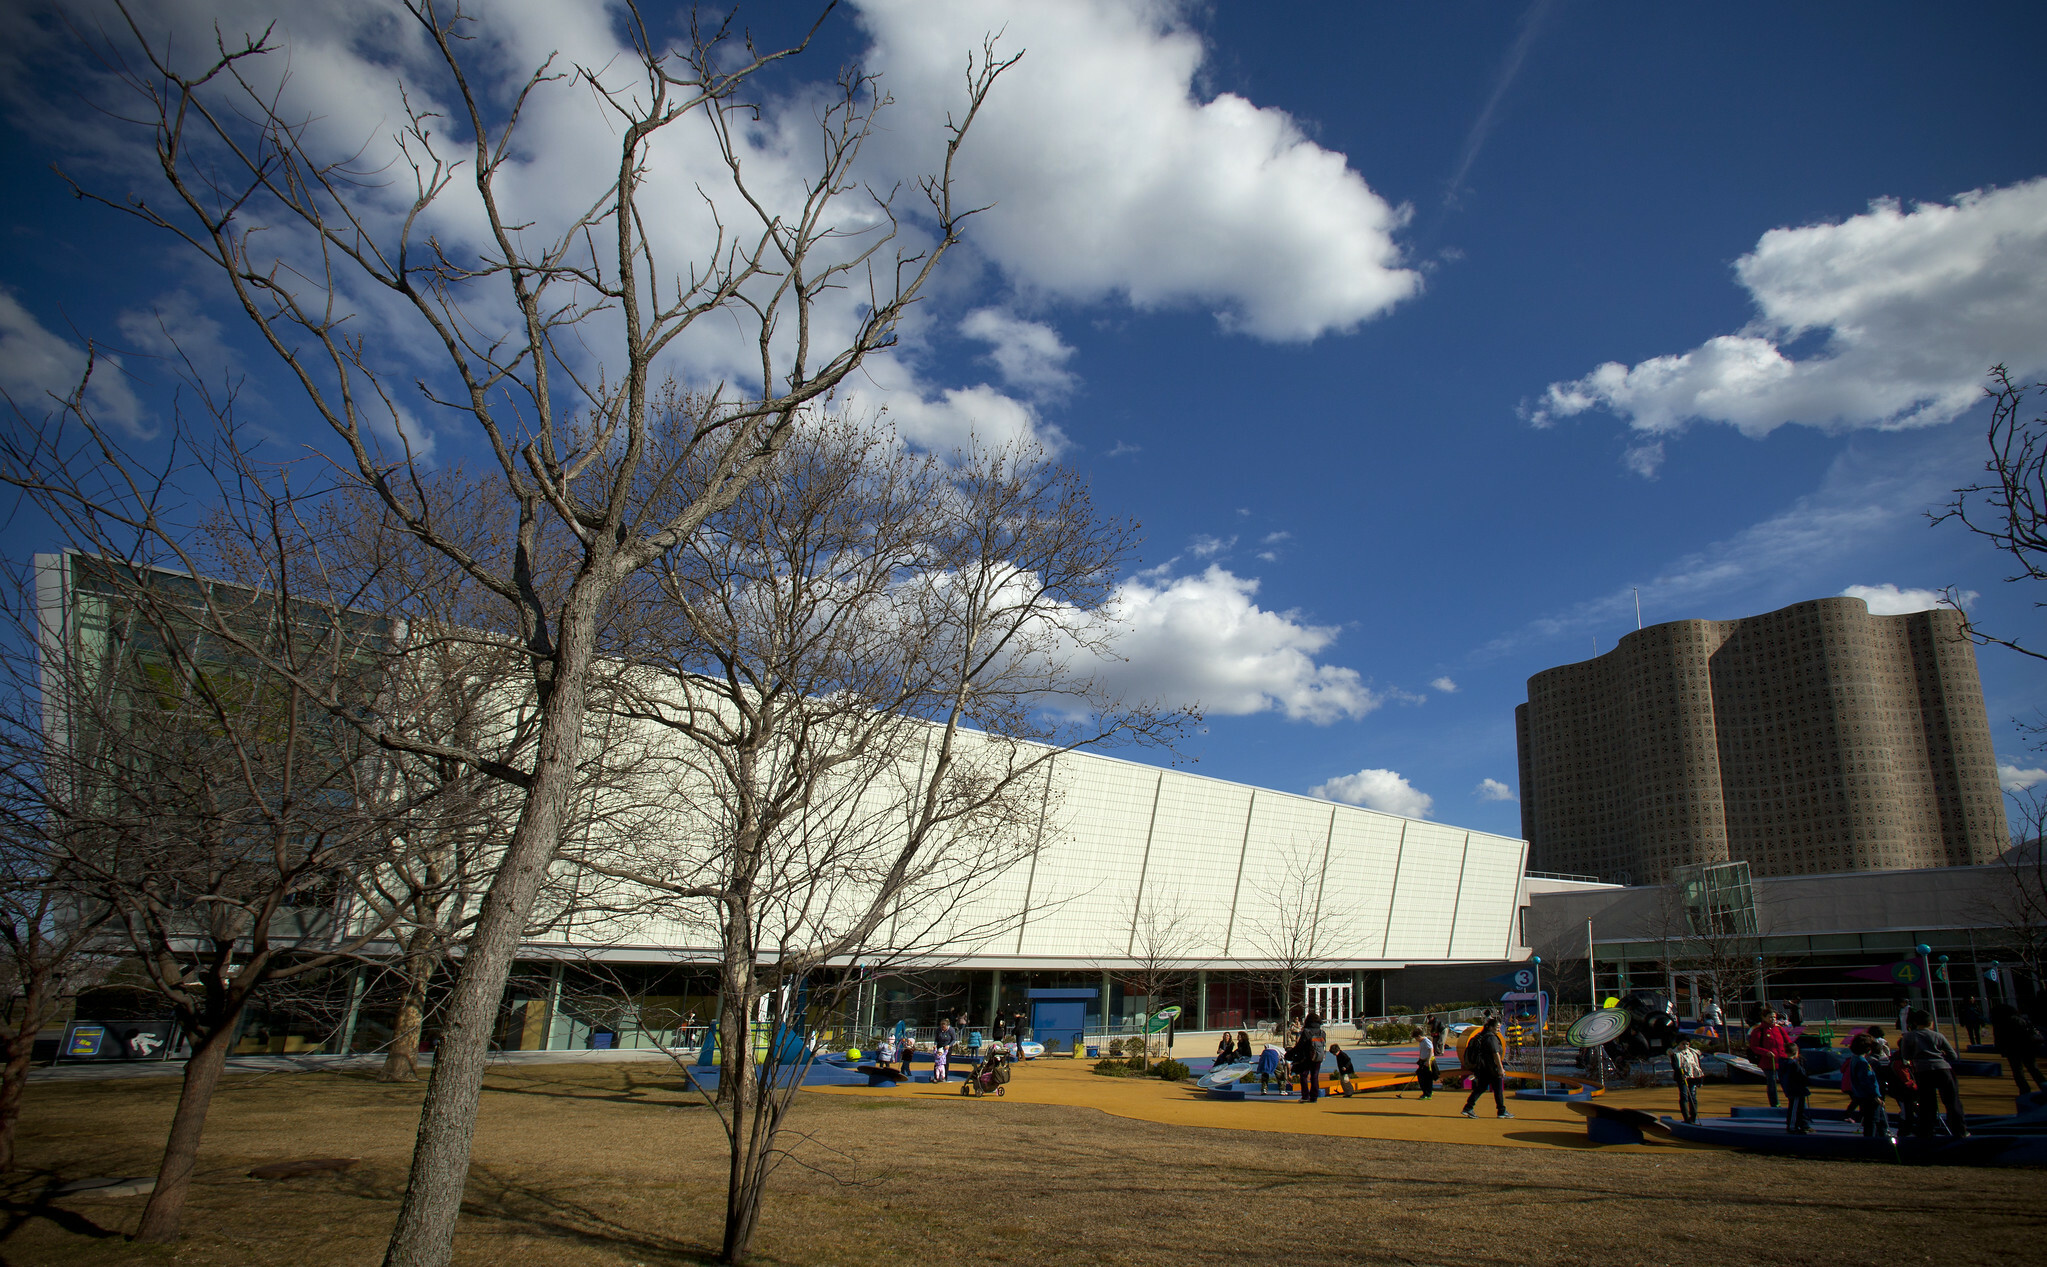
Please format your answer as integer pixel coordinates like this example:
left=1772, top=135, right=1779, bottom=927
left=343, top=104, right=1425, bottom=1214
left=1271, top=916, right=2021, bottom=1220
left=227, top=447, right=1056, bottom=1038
left=3, top=1059, right=2041, bottom=1265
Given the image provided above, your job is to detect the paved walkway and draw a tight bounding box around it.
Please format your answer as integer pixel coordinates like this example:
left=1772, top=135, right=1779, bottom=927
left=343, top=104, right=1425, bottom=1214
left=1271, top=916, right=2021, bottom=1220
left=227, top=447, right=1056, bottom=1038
left=28, top=1046, right=680, bottom=1083
left=806, top=1057, right=2020, bottom=1154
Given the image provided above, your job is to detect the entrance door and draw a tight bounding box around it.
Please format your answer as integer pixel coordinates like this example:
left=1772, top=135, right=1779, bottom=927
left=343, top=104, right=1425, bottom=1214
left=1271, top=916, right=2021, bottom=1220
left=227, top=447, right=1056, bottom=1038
left=1306, top=981, right=1353, bottom=1023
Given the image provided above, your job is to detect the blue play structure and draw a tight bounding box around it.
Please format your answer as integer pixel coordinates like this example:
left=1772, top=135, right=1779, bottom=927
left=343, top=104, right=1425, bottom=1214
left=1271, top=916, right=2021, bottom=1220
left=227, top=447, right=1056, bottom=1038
left=1664, top=1092, right=2047, bottom=1166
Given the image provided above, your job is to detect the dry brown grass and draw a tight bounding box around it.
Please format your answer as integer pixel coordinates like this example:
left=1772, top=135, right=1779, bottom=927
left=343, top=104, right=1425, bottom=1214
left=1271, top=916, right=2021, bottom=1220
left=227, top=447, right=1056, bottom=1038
left=2, top=1061, right=2042, bottom=1266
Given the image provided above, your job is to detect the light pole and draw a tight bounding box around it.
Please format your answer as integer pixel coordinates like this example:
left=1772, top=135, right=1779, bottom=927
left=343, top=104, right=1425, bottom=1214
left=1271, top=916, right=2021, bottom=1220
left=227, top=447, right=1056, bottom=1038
left=1938, top=955, right=1958, bottom=1045
left=1754, top=955, right=1766, bottom=1022
left=1915, top=944, right=1938, bottom=1033
left=1533, top=955, right=1547, bottom=1094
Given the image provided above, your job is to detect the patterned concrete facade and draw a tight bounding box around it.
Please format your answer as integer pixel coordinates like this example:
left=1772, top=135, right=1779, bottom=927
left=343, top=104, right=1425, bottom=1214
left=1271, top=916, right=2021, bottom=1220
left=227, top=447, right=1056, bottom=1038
left=1515, top=597, right=2008, bottom=883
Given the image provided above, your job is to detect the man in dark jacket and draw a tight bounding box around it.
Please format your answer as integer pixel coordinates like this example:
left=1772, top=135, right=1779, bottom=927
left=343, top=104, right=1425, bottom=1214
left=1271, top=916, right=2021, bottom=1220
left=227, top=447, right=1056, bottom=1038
left=1459, top=1020, right=1512, bottom=1119
left=1899, top=1009, right=1968, bottom=1138
left=1290, top=1013, right=1329, bottom=1102
left=1990, top=1002, right=2042, bottom=1095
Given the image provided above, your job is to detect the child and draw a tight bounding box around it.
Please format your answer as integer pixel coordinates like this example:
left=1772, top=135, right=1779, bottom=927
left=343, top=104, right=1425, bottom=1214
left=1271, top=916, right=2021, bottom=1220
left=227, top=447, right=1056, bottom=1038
left=931, top=1038, right=949, bottom=1084
left=877, top=1033, right=898, bottom=1072
left=899, top=1039, right=917, bottom=1078
left=1332, top=1043, right=1357, bottom=1097
left=1779, top=1053, right=1812, bottom=1134
left=1669, top=1036, right=1703, bottom=1124
left=1256, top=1042, right=1284, bottom=1095
left=1415, top=1028, right=1437, bottom=1100
left=1845, top=1035, right=1889, bottom=1141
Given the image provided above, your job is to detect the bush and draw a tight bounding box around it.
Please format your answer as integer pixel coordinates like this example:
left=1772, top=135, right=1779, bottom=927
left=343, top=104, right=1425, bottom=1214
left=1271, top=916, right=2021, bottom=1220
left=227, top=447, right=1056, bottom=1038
left=1364, top=1022, right=1419, bottom=1044
left=1090, top=1058, right=1140, bottom=1077
left=1152, top=1058, right=1191, bottom=1082
left=1386, top=1005, right=1413, bottom=1016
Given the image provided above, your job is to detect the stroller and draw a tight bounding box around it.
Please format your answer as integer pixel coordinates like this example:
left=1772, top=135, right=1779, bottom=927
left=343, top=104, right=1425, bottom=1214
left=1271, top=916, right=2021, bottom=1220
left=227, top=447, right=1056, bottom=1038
left=962, top=1048, right=1011, bottom=1097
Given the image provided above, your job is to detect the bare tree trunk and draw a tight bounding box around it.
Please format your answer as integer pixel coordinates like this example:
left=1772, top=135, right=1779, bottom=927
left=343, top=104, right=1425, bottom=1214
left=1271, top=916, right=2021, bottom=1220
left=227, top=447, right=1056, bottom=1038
left=381, top=932, right=437, bottom=1082
left=133, top=1022, right=234, bottom=1242
left=382, top=616, right=598, bottom=1267
left=0, top=981, right=46, bottom=1173
left=718, top=971, right=760, bottom=1265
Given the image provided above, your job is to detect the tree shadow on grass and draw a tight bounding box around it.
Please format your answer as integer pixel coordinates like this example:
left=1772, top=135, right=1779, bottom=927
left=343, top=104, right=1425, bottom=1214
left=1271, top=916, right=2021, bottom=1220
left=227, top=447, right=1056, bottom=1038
left=0, top=1171, right=128, bottom=1249
left=452, top=1164, right=721, bottom=1265
left=478, top=1066, right=707, bottom=1107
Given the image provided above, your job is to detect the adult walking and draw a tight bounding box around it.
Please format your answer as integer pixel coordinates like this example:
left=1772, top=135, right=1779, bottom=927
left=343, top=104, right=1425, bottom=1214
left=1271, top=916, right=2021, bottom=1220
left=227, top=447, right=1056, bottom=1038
left=1459, top=1019, right=1512, bottom=1119
left=1415, top=1025, right=1438, bottom=1100
left=1958, top=995, right=1986, bottom=1048
left=1290, top=1013, right=1328, bottom=1102
left=1899, top=1009, right=1968, bottom=1138
left=1990, top=1002, right=2043, bottom=1096
left=1668, top=1036, right=1703, bottom=1124
left=1747, top=1008, right=1794, bottom=1108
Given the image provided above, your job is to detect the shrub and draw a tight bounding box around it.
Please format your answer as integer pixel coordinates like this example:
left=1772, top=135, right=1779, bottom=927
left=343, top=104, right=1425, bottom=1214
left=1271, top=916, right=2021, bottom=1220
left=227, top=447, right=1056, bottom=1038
left=1386, top=1005, right=1413, bottom=1016
left=1364, top=1022, right=1419, bottom=1044
left=1152, top=1058, right=1191, bottom=1082
left=1091, top=1058, right=1139, bottom=1078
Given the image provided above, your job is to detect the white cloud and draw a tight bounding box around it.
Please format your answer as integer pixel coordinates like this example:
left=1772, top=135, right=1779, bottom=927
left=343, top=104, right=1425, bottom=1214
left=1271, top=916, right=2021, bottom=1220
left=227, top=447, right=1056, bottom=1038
left=1086, top=565, right=1378, bottom=723
left=8, top=2, right=1425, bottom=464
left=1189, top=533, right=1236, bottom=559
left=1840, top=583, right=1973, bottom=616
left=1105, top=440, right=1141, bottom=457
left=854, top=0, right=1420, bottom=341
left=1311, top=768, right=1433, bottom=818
left=1479, top=436, right=1959, bottom=659
left=1261, top=531, right=1292, bottom=545
left=0, top=289, right=146, bottom=435
left=959, top=308, right=1077, bottom=398
left=1535, top=179, right=2047, bottom=457
left=1476, top=778, right=1517, bottom=802
left=1430, top=676, right=1458, bottom=693
left=842, top=370, right=1063, bottom=455
left=2000, top=763, right=2047, bottom=794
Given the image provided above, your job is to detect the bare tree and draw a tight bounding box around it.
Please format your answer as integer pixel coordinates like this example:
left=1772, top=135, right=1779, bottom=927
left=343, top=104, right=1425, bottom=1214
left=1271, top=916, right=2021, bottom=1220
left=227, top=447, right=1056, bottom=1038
left=1986, top=790, right=2047, bottom=990
left=0, top=562, right=121, bottom=1174
left=581, top=427, right=1180, bottom=1263
left=1934, top=364, right=2047, bottom=661
left=8, top=7, right=1017, bottom=1260
left=22, top=551, right=419, bottom=1238
left=1105, top=888, right=1200, bottom=1068
left=0, top=768, right=115, bottom=1172
left=1239, top=838, right=1350, bottom=1040
left=1644, top=884, right=1775, bottom=1041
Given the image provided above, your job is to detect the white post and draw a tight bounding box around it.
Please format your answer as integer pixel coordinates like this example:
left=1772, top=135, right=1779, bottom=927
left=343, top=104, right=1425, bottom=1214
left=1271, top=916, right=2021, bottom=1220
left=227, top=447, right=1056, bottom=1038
left=1534, top=956, right=1547, bottom=1095
left=1586, top=918, right=1597, bottom=1013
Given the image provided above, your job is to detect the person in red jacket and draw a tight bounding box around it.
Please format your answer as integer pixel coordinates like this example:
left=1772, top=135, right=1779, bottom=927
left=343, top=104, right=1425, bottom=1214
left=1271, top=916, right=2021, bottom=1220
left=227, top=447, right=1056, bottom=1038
left=1747, top=1008, right=1794, bottom=1108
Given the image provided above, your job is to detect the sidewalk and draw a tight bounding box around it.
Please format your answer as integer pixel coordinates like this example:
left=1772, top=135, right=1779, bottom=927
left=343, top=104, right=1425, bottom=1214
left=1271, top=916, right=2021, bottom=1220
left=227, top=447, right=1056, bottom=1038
left=28, top=1046, right=682, bottom=1083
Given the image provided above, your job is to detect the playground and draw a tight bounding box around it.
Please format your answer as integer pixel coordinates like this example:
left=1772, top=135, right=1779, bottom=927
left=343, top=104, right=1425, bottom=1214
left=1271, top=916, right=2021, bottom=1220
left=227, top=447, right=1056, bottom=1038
left=4, top=1053, right=2040, bottom=1266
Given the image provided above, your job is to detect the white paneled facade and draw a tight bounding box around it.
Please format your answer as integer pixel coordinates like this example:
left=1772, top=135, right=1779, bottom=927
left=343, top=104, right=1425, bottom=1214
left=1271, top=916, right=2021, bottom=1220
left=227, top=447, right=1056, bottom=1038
left=543, top=741, right=1527, bottom=974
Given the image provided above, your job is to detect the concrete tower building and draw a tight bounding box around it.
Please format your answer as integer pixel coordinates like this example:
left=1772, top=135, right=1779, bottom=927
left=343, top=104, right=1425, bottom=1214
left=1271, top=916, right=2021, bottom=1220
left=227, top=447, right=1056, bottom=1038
left=1514, top=597, right=2008, bottom=883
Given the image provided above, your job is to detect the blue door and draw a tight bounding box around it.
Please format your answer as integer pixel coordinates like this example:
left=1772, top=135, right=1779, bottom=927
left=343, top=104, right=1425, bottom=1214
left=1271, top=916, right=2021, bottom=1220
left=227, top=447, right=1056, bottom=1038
left=1032, top=999, right=1086, bottom=1053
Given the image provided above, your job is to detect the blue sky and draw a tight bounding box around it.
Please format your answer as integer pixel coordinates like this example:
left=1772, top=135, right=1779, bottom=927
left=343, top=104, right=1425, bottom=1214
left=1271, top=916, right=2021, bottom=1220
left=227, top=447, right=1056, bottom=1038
left=3, top=1, right=2045, bottom=840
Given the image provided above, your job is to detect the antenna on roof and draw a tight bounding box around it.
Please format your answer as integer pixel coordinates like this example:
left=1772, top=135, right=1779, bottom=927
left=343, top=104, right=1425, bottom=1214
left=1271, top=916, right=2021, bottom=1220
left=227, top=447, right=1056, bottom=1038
left=1634, top=586, right=1643, bottom=631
